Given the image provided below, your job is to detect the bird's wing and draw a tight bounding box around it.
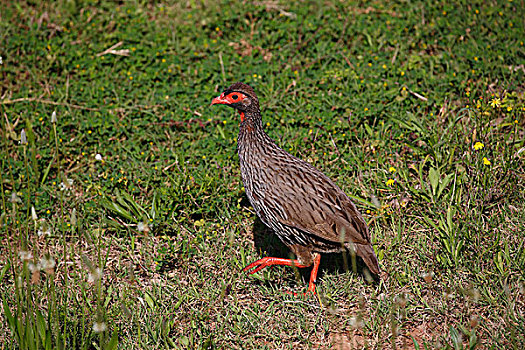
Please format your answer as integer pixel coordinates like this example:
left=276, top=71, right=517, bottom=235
left=265, top=166, right=370, bottom=246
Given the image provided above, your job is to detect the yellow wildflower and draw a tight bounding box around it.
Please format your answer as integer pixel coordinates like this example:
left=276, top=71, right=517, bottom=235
left=386, top=179, right=395, bottom=186
left=483, top=157, right=491, bottom=165
left=473, top=142, right=484, bottom=150
left=389, top=167, right=396, bottom=173
left=490, top=98, right=501, bottom=108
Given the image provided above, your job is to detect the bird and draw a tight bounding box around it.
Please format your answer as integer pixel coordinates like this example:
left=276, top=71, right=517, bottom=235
left=211, top=82, right=380, bottom=294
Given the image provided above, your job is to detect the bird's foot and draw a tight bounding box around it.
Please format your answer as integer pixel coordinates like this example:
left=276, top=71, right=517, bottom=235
left=243, top=257, right=308, bottom=275
left=243, top=254, right=321, bottom=297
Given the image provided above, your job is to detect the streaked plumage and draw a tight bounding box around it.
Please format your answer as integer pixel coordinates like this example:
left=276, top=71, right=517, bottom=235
left=211, top=82, right=380, bottom=294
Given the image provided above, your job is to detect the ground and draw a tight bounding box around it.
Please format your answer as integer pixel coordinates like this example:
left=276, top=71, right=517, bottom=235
left=0, top=0, right=524, bottom=349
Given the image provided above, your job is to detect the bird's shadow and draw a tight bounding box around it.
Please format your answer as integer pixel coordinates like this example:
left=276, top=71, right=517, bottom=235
left=250, top=217, right=378, bottom=288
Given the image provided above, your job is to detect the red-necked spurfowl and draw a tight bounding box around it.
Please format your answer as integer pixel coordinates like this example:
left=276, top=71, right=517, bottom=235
left=211, top=82, right=380, bottom=294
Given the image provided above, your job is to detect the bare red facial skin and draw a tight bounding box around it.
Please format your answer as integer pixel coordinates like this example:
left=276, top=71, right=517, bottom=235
left=211, top=92, right=249, bottom=123
left=210, top=92, right=247, bottom=106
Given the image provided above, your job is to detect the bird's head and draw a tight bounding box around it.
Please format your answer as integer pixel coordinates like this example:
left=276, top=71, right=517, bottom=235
left=211, top=82, right=259, bottom=122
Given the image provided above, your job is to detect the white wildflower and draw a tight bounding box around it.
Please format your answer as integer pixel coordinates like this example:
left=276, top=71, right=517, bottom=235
left=37, top=229, right=49, bottom=236
left=19, top=250, right=33, bottom=261
left=92, top=321, right=107, bottom=333
left=10, top=192, right=22, bottom=203
left=95, top=154, right=103, bottom=161
left=31, top=206, right=38, bottom=221
left=59, top=178, right=74, bottom=191
left=37, top=219, right=52, bottom=237
left=38, top=257, right=56, bottom=271
left=28, top=262, right=38, bottom=273
left=70, top=208, right=77, bottom=227
left=51, top=111, right=57, bottom=123
left=137, top=222, right=150, bottom=232
left=349, top=315, right=364, bottom=329
left=20, top=129, right=27, bottom=145
left=88, top=267, right=103, bottom=283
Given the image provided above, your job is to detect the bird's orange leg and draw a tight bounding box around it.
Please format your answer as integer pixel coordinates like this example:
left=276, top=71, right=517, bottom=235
left=306, top=253, right=321, bottom=294
left=243, top=253, right=322, bottom=295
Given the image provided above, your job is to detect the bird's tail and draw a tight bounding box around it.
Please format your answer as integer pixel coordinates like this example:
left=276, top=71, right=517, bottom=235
left=355, top=243, right=381, bottom=275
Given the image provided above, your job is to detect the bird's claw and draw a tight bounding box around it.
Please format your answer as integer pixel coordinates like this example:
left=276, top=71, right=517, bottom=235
left=243, top=257, right=273, bottom=275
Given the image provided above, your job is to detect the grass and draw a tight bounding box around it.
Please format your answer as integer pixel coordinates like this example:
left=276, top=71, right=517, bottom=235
left=0, top=0, right=524, bottom=348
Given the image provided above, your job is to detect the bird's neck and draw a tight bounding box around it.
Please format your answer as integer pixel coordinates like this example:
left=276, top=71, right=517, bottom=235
left=237, top=108, right=277, bottom=157
left=239, top=109, right=264, bottom=134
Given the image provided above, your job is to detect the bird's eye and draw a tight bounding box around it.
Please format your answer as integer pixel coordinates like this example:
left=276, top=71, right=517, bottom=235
left=231, top=94, right=239, bottom=100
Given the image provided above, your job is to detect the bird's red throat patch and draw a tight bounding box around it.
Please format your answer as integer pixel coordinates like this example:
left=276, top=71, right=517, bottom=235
left=239, top=111, right=245, bottom=122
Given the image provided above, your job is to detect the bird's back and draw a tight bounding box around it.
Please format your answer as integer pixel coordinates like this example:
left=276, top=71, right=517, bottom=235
left=238, top=128, right=373, bottom=257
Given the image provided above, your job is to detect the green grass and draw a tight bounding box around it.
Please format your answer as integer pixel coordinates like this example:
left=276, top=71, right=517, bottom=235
left=1, top=0, right=524, bottom=348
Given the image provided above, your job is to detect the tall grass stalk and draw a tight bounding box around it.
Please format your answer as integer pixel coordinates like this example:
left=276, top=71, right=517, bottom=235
left=51, top=110, right=72, bottom=348
left=21, top=129, right=30, bottom=249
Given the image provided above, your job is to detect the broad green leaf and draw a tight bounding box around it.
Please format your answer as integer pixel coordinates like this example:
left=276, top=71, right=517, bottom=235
left=429, top=167, right=439, bottom=196
left=106, top=329, right=119, bottom=350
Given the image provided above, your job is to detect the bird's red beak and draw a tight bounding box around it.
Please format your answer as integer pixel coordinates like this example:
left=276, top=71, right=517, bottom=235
left=210, top=93, right=229, bottom=106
